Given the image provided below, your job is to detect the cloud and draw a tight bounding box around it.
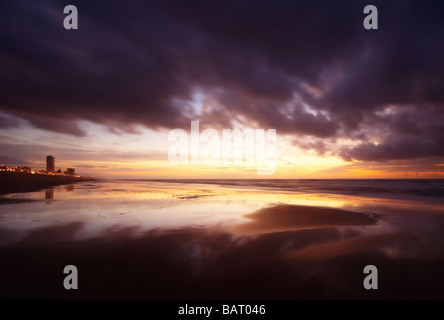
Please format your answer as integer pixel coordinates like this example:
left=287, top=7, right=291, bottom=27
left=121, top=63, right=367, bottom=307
left=338, top=105, right=444, bottom=161
left=0, top=0, right=443, bottom=163
left=0, top=113, right=25, bottom=129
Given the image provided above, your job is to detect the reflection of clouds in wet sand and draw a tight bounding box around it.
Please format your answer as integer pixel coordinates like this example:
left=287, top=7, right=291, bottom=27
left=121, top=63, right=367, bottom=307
left=231, top=204, right=377, bottom=235
left=285, top=233, right=405, bottom=261
left=2, top=219, right=444, bottom=299
left=2, top=180, right=444, bottom=299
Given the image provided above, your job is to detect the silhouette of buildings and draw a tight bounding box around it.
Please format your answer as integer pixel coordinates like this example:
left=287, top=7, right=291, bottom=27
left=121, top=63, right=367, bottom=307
left=1, top=155, right=80, bottom=177
left=0, top=166, right=32, bottom=173
left=46, top=155, right=55, bottom=172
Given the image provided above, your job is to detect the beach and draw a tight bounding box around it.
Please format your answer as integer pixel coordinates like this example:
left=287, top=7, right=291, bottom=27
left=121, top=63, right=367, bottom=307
left=1, top=179, right=444, bottom=299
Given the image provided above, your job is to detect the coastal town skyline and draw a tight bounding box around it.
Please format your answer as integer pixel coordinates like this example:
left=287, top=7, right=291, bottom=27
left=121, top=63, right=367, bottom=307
left=1, top=155, right=78, bottom=177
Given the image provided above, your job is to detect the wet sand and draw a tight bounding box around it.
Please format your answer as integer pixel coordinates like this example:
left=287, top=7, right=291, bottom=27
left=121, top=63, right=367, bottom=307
left=231, top=204, right=377, bottom=234
left=1, top=180, right=444, bottom=299
left=1, top=221, right=444, bottom=299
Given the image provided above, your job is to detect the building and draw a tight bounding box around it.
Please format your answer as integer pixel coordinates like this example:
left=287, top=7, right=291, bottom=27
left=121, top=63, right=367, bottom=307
left=46, top=155, right=55, bottom=172
left=22, top=166, right=32, bottom=173
left=66, top=168, right=75, bottom=175
left=0, top=166, right=32, bottom=174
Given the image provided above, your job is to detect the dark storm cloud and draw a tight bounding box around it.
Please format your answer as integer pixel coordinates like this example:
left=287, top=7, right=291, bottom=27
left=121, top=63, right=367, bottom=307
left=1, top=0, right=444, bottom=162
left=338, top=105, right=444, bottom=161
left=0, top=0, right=198, bottom=133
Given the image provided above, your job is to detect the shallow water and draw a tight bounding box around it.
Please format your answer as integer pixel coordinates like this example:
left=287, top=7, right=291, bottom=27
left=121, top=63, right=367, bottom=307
left=1, top=180, right=444, bottom=299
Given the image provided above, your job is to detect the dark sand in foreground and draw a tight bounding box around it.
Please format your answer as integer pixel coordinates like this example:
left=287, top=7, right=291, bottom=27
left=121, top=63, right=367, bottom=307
left=1, top=203, right=444, bottom=299
left=231, top=204, right=377, bottom=234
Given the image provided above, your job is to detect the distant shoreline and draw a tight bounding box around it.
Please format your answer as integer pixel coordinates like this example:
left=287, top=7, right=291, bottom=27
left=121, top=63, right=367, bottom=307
left=0, top=172, right=96, bottom=195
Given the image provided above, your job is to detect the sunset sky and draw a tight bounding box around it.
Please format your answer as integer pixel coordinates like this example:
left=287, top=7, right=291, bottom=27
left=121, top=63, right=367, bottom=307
left=1, top=0, right=444, bottom=178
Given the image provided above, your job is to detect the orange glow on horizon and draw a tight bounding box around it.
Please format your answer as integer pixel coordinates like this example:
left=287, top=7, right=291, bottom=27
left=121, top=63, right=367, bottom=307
left=67, top=157, right=444, bottom=179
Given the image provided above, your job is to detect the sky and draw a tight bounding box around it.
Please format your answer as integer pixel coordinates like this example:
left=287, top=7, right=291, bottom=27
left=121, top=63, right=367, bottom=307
left=1, top=0, right=444, bottom=178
